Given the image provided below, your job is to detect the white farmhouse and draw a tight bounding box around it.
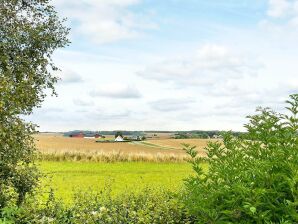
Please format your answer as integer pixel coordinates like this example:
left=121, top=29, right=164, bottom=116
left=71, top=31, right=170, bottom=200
left=115, top=136, right=124, bottom=142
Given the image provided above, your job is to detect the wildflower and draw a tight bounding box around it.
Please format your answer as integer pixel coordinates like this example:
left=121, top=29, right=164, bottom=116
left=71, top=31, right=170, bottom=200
left=40, top=216, right=55, bottom=223
left=99, top=206, right=108, bottom=213
left=91, top=211, right=98, bottom=216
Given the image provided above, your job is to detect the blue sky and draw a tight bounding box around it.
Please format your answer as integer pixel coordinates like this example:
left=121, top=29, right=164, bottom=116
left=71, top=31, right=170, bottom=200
left=29, top=0, right=298, bottom=131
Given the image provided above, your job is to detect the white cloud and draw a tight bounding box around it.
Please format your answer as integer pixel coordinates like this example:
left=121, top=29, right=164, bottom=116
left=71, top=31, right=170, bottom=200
left=89, top=109, right=131, bottom=121
left=90, top=84, right=142, bottom=98
left=52, top=0, right=156, bottom=44
left=139, top=44, right=260, bottom=87
left=73, top=98, right=94, bottom=107
left=150, top=98, right=195, bottom=112
left=263, top=0, right=298, bottom=29
left=57, top=69, right=82, bottom=84
left=267, top=0, right=291, bottom=17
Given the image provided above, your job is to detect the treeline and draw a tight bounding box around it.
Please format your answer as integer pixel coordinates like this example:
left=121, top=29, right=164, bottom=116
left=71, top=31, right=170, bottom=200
left=63, top=130, right=146, bottom=137
left=174, top=130, right=244, bottom=139
left=63, top=130, right=244, bottom=139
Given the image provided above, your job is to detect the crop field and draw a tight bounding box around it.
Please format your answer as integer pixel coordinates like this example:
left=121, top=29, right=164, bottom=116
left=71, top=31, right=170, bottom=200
left=39, top=161, right=198, bottom=202
left=35, top=134, right=210, bottom=162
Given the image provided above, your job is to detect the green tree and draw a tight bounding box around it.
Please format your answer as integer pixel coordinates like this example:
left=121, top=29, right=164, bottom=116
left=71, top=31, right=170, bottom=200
left=0, top=0, right=69, bottom=207
left=183, top=94, right=298, bottom=223
left=115, top=131, right=123, bottom=138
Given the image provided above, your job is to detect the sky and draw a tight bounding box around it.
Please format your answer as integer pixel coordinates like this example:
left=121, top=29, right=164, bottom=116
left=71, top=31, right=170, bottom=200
left=28, top=0, right=298, bottom=132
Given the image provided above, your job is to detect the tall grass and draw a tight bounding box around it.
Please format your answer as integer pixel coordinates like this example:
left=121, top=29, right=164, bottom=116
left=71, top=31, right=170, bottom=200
left=39, top=151, right=190, bottom=163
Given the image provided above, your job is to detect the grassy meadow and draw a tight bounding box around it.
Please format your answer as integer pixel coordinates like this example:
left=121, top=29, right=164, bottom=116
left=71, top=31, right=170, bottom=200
left=35, top=134, right=210, bottom=202
left=39, top=161, right=197, bottom=202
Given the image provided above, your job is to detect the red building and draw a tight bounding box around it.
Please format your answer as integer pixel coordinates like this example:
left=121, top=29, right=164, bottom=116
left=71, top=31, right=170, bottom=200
left=69, top=132, right=84, bottom=138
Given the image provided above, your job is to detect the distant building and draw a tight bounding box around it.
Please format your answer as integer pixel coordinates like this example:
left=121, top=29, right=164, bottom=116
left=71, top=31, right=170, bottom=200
left=84, top=134, right=103, bottom=139
left=131, top=136, right=141, bottom=141
left=69, top=132, right=84, bottom=138
left=212, top=134, right=223, bottom=139
left=115, top=136, right=124, bottom=142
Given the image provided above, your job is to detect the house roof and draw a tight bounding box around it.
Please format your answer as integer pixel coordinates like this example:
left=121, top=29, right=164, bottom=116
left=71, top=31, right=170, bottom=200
left=115, top=136, right=124, bottom=141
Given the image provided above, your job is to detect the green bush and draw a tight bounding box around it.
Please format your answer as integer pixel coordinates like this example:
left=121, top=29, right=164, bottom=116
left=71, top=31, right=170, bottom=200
left=183, top=94, right=298, bottom=223
left=0, top=188, right=193, bottom=224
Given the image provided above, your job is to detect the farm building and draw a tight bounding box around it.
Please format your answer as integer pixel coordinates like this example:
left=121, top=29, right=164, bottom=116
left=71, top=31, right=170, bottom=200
left=115, top=136, right=124, bottom=142
left=84, top=134, right=104, bottom=139
left=69, top=132, right=84, bottom=138
left=130, top=136, right=145, bottom=141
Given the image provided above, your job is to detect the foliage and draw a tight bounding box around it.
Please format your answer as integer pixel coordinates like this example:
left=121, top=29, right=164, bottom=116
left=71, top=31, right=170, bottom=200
left=64, top=130, right=146, bottom=137
left=183, top=94, right=298, bottom=223
left=115, top=131, right=124, bottom=138
left=174, top=131, right=243, bottom=139
left=0, top=0, right=69, bottom=207
left=175, top=133, right=209, bottom=139
left=0, top=189, right=193, bottom=224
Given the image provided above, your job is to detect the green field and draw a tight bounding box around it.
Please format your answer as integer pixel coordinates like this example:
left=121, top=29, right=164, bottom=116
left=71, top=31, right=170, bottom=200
left=39, top=161, right=197, bottom=202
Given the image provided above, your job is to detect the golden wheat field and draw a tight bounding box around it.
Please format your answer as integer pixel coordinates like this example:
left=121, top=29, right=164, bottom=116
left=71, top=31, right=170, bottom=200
left=34, top=134, right=211, bottom=162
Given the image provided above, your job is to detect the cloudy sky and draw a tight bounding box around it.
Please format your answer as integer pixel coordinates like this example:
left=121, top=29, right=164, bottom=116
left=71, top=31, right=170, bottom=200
left=28, top=0, right=298, bottom=132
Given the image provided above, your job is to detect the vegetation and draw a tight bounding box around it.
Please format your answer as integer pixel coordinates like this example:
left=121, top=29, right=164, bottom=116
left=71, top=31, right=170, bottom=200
left=2, top=92, right=298, bottom=222
left=183, top=94, right=298, bottom=223
left=40, top=151, right=189, bottom=163
left=1, top=1, right=297, bottom=223
left=64, top=130, right=146, bottom=137
left=174, top=131, right=243, bottom=139
left=0, top=189, right=193, bottom=224
left=174, top=133, right=210, bottom=139
left=64, top=130, right=243, bottom=139
left=39, top=161, right=194, bottom=201
left=115, top=131, right=124, bottom=138
left=0, top=0, right=68, bottom=208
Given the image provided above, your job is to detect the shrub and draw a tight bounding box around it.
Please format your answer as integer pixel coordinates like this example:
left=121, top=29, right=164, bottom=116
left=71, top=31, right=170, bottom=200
left=183, top=94, right=298, bottom=223
left=0, top=188, right=193, bottom=224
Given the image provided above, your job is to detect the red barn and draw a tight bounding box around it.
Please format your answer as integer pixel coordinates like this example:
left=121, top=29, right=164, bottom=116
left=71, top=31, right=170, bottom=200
left=69, top=132, right=84, bottom=138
